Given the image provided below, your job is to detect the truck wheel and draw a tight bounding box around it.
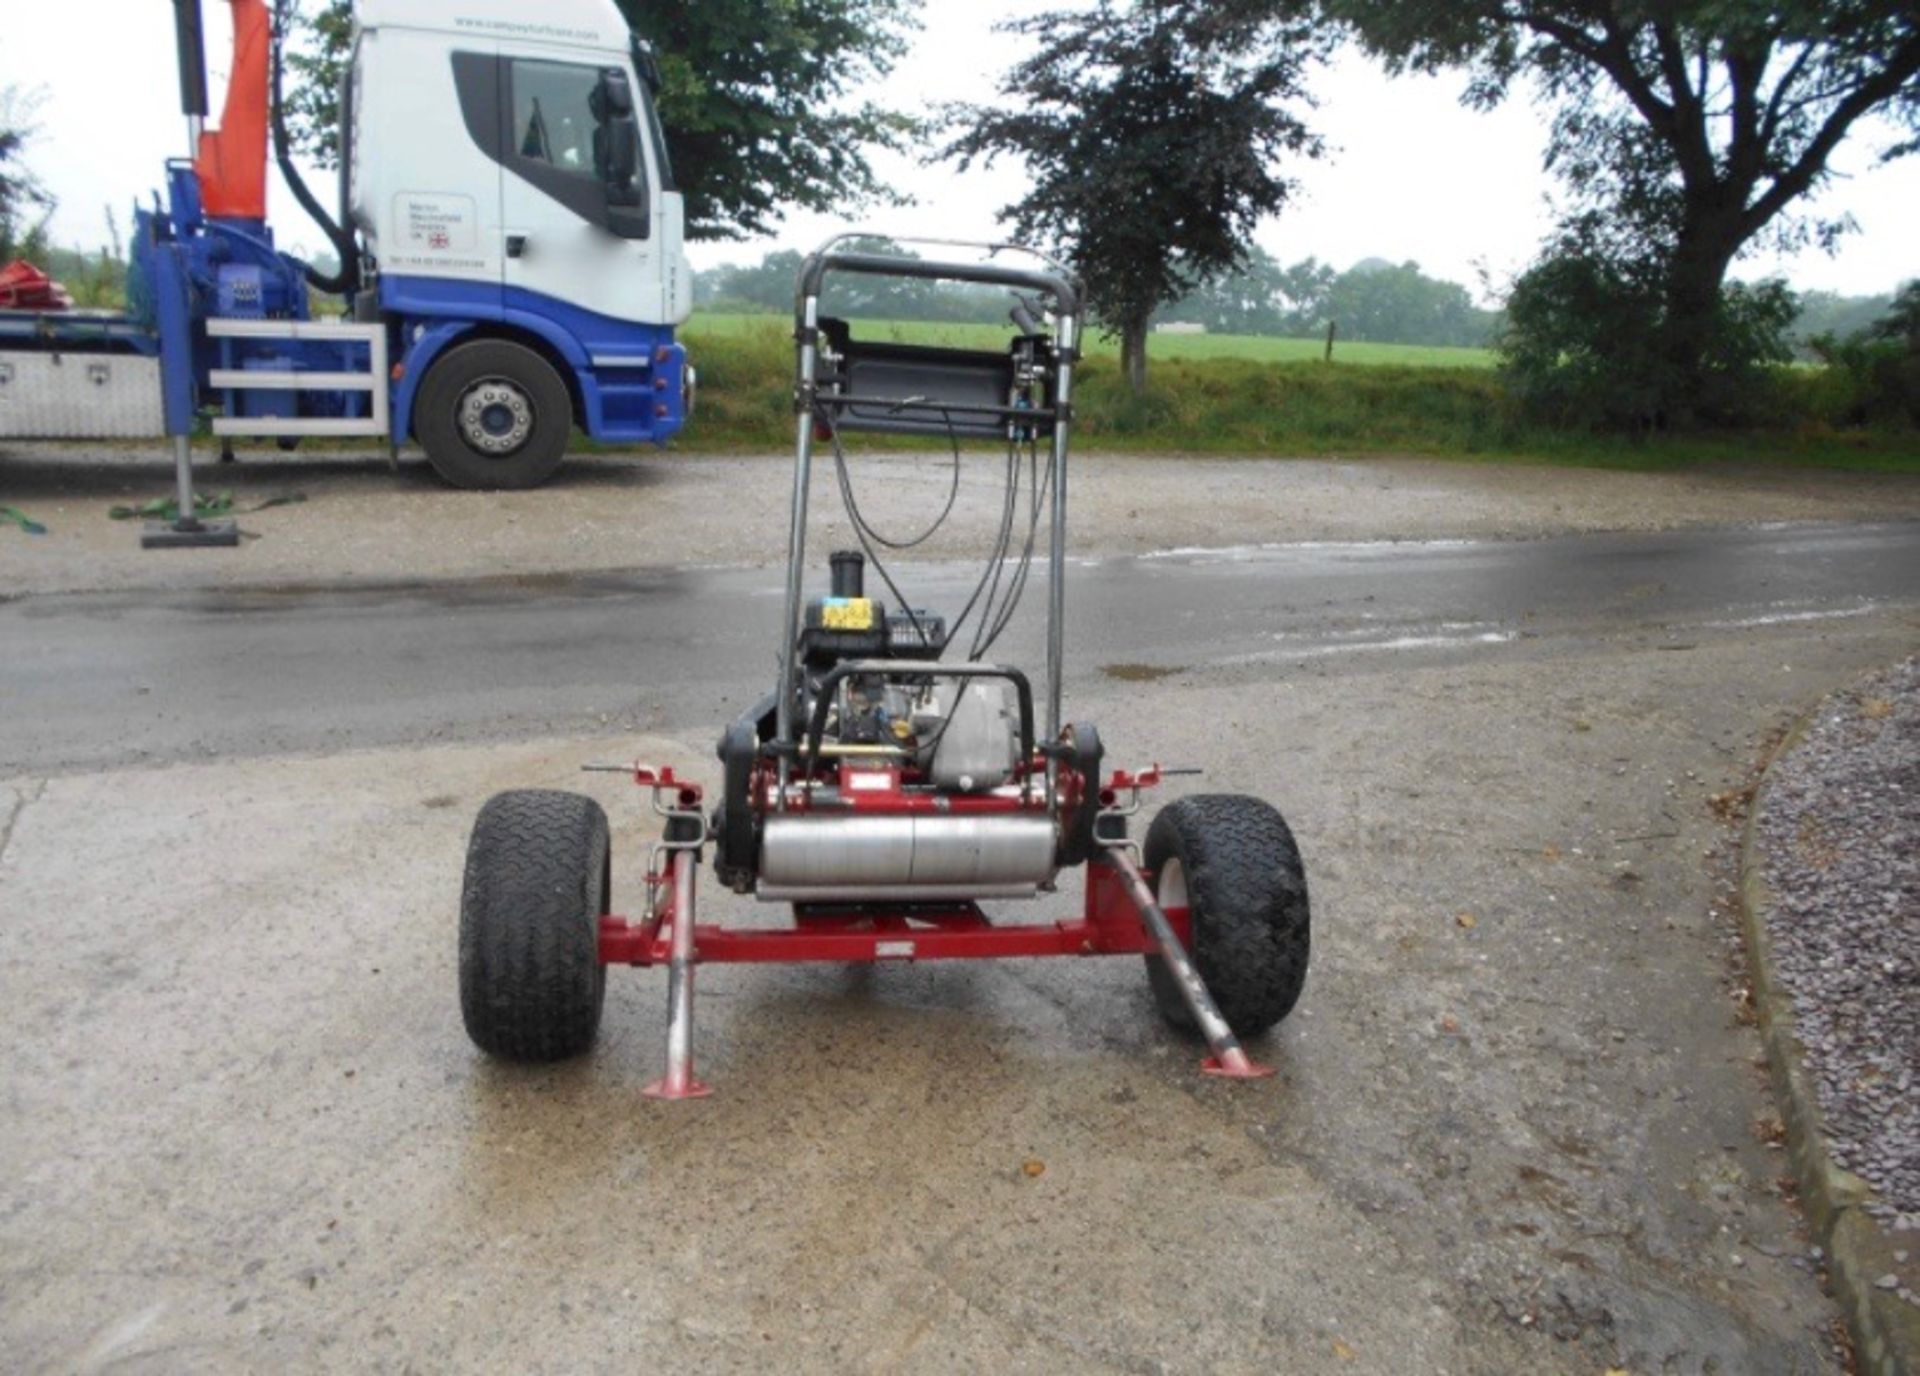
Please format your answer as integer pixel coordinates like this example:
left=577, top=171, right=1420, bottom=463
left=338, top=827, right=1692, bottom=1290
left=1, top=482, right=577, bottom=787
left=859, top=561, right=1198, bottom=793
left=416, top=339, right=572, bottom=490
left=1143, top=795, right=1309, bottom=1039
left=460, top=789, right=609, bottom=1061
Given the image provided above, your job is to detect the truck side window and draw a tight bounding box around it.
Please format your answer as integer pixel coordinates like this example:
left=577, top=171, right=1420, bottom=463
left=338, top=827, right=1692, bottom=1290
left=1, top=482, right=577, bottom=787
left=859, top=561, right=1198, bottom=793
left=500, top=56, right=650, bottom=237
left=512, top=62, right=597, bottom=174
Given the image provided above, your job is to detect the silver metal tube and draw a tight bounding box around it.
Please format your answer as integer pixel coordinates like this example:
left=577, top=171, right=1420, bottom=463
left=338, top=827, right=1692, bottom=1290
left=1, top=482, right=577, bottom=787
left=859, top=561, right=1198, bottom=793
left=756, top=881, right=1044, bottom=903
left=1045, top=313, right=1076, bottom=758
left=187, top=114, right=204, bottom=152
left=171, top=435, right=199, bottom=530
left=807, top=231, right=1076, bottom=283
left=775, top=294, right=822, bottom=800
left=1103, top=845, right=1271, bottom=1079
left=642, top=852, right=710, bottom=1100
left=664, top=854, right=695, bottom=1073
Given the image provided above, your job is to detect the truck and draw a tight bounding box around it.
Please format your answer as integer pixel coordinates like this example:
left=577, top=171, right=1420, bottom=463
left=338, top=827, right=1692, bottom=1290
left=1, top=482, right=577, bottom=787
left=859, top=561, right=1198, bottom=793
left=0, top=0, right=694, bottom=545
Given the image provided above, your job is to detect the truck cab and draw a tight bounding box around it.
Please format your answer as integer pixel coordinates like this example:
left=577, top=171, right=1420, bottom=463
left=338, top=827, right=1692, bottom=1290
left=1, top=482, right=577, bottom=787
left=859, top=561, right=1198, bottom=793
left=352, top=0, right=694, bottom=487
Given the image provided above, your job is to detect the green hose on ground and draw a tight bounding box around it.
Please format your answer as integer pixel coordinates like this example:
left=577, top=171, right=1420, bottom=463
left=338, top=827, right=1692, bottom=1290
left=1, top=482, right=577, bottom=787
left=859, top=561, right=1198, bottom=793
left=107, top=491, right=307, bottom=521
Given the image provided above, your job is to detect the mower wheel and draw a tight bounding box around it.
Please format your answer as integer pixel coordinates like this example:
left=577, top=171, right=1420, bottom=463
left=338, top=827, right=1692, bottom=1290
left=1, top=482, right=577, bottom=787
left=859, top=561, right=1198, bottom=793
left=1143, top=794, right=1309, bottom=1039
left=415, top=339, right=573, bottom=490
left=460, top=789, right=609, bottom=1061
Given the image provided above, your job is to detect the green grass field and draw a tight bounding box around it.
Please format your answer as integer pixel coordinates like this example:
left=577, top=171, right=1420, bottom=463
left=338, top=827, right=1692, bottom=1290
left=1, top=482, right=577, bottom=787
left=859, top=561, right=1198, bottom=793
left=689, top=311, right=1497, bottom=368
left=675, top=314, right=1918, bottom=472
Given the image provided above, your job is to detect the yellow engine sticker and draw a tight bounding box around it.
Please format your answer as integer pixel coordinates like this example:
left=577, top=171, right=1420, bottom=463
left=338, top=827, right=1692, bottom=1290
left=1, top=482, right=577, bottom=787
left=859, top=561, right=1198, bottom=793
left=822, top=598, right=876, bottom=631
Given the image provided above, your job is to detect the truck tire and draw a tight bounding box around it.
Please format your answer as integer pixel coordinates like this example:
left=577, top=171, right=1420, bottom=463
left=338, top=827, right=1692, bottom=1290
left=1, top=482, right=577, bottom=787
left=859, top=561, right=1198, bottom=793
left=415, top=339, right=572, bottom=490
left=460, top=789, right=609, bottom=1061
left=1143, top=795, right=1309, bottom=1039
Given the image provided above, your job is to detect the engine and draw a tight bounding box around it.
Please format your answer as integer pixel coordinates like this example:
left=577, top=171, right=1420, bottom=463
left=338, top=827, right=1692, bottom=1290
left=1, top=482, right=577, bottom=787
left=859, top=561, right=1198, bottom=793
left=795, top=549, right=1022, bottom=793
left=711, top=548, right=1049, bottom=900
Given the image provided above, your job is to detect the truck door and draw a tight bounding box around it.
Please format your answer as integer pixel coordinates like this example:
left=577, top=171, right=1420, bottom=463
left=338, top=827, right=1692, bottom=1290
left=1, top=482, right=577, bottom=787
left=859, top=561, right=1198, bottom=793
left=374, top=38, right=505, bottom=304
left=495, top=53, right=666, bottom=326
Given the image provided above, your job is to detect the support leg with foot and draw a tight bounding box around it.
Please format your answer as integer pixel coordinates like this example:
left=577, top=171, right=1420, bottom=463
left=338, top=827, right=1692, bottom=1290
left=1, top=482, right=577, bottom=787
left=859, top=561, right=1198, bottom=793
left=142, top=436, right=239, bottom=549
left=642, top=850, right=711, bottom=1100
left=1103, top=845, right=1275, bottom=1080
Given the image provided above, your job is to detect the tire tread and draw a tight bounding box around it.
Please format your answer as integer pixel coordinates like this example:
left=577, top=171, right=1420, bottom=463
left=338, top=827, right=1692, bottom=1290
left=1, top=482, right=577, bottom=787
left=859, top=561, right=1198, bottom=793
left=459, top=789, right=609, bottom=1061
left=1143, top=794, right=1310, bottom=1038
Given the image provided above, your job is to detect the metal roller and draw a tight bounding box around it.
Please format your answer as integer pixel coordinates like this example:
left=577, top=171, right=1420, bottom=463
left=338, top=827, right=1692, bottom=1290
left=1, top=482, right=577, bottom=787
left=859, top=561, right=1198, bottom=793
left=757, top=814, right=1057, bottom=899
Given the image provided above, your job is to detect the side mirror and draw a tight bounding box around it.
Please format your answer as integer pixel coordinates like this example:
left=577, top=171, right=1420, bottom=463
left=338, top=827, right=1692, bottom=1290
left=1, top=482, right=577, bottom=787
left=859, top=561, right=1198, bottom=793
left=591, top=69, right=643, bottom=216
left=602, top=118, right=642, bottom=207
left=595, top=68, right=634, bottom=119
left=606, top=203, right=650, bottom=239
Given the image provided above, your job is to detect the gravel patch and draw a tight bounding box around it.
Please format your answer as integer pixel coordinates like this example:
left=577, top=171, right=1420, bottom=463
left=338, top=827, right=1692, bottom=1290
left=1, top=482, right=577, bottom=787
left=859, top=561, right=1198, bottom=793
left=1758, top=655, right=1920, bottom=1238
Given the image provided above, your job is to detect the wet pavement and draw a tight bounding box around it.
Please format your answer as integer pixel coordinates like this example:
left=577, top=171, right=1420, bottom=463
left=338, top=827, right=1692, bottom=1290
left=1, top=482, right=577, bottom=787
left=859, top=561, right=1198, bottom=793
left=2, top=519, right=1917, bottom=774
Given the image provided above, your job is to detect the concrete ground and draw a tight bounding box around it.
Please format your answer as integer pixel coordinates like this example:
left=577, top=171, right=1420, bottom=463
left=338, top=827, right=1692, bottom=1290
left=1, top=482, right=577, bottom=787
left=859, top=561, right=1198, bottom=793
left=3, top=445, right=1919, bottom=1372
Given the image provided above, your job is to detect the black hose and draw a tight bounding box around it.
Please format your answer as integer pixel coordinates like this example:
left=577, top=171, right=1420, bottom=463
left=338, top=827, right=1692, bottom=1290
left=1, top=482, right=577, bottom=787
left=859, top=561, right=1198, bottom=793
left=817, top=405, right=1022, bottom=662
left=836, top=420, right=962, bottom=550
left=270, top=0, right=358, bottom=294
left=816, top=399, right=1051, bottom=670
left=174, top=0, right=210, bottom=118
left=972, top=437, right=1049, bottom=661
left=949, top=440, right=1021, bottom=653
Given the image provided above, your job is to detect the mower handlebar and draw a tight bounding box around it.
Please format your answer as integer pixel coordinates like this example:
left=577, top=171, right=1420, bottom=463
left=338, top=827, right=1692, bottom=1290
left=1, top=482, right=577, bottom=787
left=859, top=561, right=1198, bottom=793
left=798, top=250, right=1078, bottom=319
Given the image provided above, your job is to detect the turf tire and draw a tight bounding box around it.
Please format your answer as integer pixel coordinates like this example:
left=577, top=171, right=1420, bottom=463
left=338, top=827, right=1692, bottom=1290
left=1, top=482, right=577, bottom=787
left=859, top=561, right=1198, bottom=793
left=460, top=789, right=609, bottom=1061
left=1143, top=794, right=1310, bottom=1039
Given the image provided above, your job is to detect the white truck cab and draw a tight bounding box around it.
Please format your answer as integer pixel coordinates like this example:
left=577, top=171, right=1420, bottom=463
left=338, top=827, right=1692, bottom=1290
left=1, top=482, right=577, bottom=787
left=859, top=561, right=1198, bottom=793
left=353, top=0, right=691, bottom=325
left=349, top=0, right=694, bottom=485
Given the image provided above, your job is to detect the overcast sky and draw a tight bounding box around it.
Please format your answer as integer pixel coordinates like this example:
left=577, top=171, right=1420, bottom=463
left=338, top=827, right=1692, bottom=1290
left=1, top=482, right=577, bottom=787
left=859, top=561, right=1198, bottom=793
left=6, top=2, right=1915, bottom=304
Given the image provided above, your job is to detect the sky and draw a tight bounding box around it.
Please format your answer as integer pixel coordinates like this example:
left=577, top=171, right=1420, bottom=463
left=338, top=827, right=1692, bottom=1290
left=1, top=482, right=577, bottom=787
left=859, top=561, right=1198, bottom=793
left=5, top=1, right=1916, bottom=306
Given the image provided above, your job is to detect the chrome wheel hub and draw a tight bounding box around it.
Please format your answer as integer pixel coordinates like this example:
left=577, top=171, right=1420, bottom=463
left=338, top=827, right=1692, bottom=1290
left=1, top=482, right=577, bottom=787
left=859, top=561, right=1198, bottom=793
left=456, top=377, right=534, bottom=455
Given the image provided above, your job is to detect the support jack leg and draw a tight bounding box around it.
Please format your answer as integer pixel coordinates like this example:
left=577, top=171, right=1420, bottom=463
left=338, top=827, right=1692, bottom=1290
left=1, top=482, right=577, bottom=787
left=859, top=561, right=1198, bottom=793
left=143, top=436, right=238, bottom=550
left=642, top=852, right=711, bottom=1100
left=1103, top=845, right=1275, bottom=1080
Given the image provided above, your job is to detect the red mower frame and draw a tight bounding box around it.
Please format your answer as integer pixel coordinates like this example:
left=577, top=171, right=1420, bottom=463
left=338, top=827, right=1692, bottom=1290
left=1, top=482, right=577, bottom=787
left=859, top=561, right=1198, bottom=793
left=597, top=764, right=1273, bottom=1100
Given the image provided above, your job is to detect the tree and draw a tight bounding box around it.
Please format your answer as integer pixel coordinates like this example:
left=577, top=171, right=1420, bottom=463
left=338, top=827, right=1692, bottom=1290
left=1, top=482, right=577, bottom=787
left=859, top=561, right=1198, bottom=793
left=1161, top=246, right=1322, bottom=335
left=1309, top=0, right=1920, bottom=421
left=1790, top=287, right=1895, bottom=355
left=1276, top=255, right=1338, bottom=331
left=1806, top=279, right=1920, bottom=426
left=281, top=0, right=922, bottom=242
left=1159, top=250, right=1496, bottom=344
left=698, top=240, right=1081, bottom=323
left=1499, top=217, right=1796, bottom=426
left=621, top=0, right=922, bottom=240
left=0, top=86, right=54, bottom=263
left=281, top=2, right=354, bottom=168
left=942, top=2, right=1326, bottom=391
left=1325, top=259, right=1494, bottom=346
left=1868, top=279, right=1920, bottom=355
